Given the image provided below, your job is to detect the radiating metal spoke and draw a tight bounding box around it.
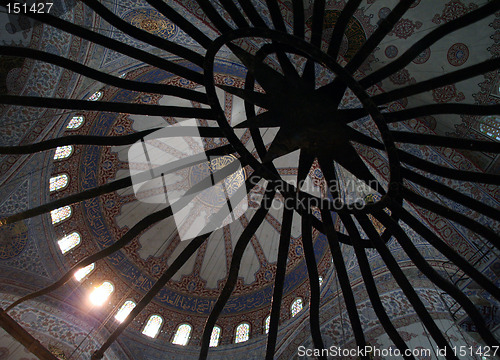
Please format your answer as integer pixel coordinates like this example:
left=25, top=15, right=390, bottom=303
left=199, top=186, right=276, bottom=359
left=266, top=207, right=294, bottom=360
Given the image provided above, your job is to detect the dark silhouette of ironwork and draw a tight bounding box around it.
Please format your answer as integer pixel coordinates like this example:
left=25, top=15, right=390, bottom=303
left=0, top=0, right=499, bottom=359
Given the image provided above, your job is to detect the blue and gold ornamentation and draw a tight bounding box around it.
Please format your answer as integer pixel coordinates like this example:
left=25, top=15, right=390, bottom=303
left=123, top=8, right=178, bottom=38
left=0, top=221, right=28, bottom=260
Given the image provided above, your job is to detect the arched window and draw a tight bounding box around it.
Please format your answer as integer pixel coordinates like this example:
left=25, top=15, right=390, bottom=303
left=264, top=315, right=270, bottom=334
left=57, top=232, right=80, bottom=254
left=115, top=300, right=136, bottom=323
left=89, top=281, right=114, bottom=306
left=209, top=326, right=221, bottom=347
left=142, top=315, right=163, bottom=338
left=74, top=263, right=94, bottom=281
left=51, top=206, right=72, bottom=224
left=480, top=116, right=500, bottom=141
left=53, top=145, right=73, bottom=160
left=67, top=115, right=84, bottom=129
left=291, top=298, right=303, bottom=317
left=88, top=91, right=102, bottom=101
left=49, top=174, right=69, bottom=192
left=234, top=323, right=250, bottom=343
left=172, top=323, right=192, bottom=345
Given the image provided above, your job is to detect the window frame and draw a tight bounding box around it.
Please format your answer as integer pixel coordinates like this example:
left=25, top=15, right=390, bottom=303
left=171, top=323, right=193, bottom=346
left=114, top=299, right=137, bottom=323
left=49, top=173, right=69, bottom=192
left=141, top=314, right=164, bottom=339
left=234, top=322, right=251, bottom=344
left=290, top=297, right=304, bottom=318
left=53, top=145, right=74, bottom=161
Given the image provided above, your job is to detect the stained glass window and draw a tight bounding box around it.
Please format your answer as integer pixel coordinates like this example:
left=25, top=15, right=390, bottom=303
left=66, top=115, right=84, bottom=129
left=89, top=281, right=114, bottom=306
left=88, top=91, right=102, bottom=101
left=115, top=300, right=136, bottom=323
left=49, top=174, right=69, bottom=192
left=209, top=326, right=221, bottom=347
left=57, top=232, right=80, bottom=254
left=234, top=323, right=250, bottom=343
left=480, top=116, right=500, bottom=141
left=291, top=298, right=303, bottom=317
left=51, top=206, right=72, bottom=224
left=53, top=146, right=73, bottom=160
left=172, top=324, right=192, bottom=345
left=74, top=263, right=95, bottom=281
left=142, top=315, right=163, bottom=338
left=264, top=315, right=270, bottom=334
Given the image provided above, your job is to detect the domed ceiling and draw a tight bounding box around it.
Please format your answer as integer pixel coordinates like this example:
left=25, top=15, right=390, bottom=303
left=52, top=62, right=334, bottom=319
left=0, top=0, right=499, bottom=359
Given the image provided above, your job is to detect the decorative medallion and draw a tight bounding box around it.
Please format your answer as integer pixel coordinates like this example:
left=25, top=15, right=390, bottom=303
left=389, top=18, right=422, bottom=39
left=447, top=43, right=469, bottom=66
left=385, top=45, right=398, bottom=59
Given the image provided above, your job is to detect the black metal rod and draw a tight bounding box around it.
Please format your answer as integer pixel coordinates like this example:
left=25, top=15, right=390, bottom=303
left=219, top=0, right=249, bottom=28
left=81, top=0, right=205, bottom=67
left=310, top=0, right=326, bottom=49
left=397, top=206, right=500, bottom=302
left=0, top=127, right=225, bottom=155
left=340, top=212, right=416, bottom=360
left=327, top=0, right=362, bottom=58
left=0, top=144, right=234, bottom=225
left=0, top=128, right=159, bottom=154
left=398, top=150, right=500, bottom=185
left=384, top=104, right=500, bottom=122
left=193, top=0, right=232, bottom=34
left=291, top=0, right=305, bottom=39
left=0, top=47, right=209, bottom=103
left=199, top=186, right=276, bottom=359
left=392, top=132, right=500, bottom=153
left=21, top=12, right=204, bottom=84
left=345, top=0, right=415, bottom=73
left=265, top=207, right=294, bottom=360
left=300, top=214, right=327, bottom=359
left=237, top=0, right=268, bottom=28
left=322, top=209, right=369, bottom=358
left=402, top=188, right=500, bottom=252
left=373, top=58, right=500, bottom=105
left=264, top=0, right=286, bottom=32
left=356, top=214, right=458, bottom=360
left=374, top=209, right=499, bottom=347
left=402, top=167, right=500, bottom=220
left=0, top=95, right=217, bottom=118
